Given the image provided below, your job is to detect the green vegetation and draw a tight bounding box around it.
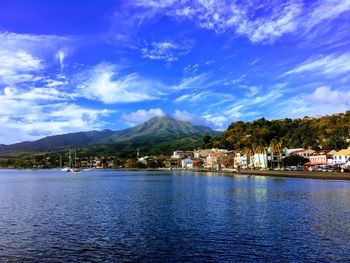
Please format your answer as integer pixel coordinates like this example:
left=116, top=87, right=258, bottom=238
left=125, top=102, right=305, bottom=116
left=215, top=111, right=350, bottom=151
left=283, top=155, right=309, bottom=167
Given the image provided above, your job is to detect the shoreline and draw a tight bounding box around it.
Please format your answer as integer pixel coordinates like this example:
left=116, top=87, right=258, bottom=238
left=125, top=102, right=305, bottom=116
left=145, top=168, right=350, bottom=181
left=234, top=170, right=350, bottom=181
left=1, top=167, right=350, bottom=181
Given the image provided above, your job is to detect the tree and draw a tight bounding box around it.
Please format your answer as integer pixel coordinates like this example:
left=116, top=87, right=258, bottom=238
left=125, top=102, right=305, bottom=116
left=270, top=139, right=283, bottom=168
left=202, top=135, right=212, bottom=148
left=125, top=159, right=136, bottom=168
left=243, top=146, right=255, bottom=169
left=213, top=112, right=350, bottom=154
left=283, top=155, right=308, bottom=167
left=254, top=144, right=267, bottom=168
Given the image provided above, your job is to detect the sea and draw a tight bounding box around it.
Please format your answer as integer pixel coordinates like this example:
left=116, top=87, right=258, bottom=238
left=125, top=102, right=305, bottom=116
left=1, top=169, right=350, bottom=262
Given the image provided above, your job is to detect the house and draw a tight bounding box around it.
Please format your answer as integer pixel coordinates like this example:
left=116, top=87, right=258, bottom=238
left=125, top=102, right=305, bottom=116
left=334, top=149, right=350, bottom=166
left=205, top=152, right=227, bottom=170
left=181, top=158, right=193, bottom=169
left=194, top=149, right=210, bottom=159
left=285, top=148, right=304, bottom=156
left=137, top=156, right=150, bottom=166
left=290, top=149, right=315, bottom=159
left=107, top=160, right=114, bottom=168
left=233, top=152, right=247, bottom=168
left=267, top=147, right=287, bottom=168
left=326, top=150, right=337, bottom=164
left=251, top=147, right=288, bottom=169
left=309, top=150, right=337, bottom=165
left=172, top=151, right=194, bottom=159
left=253, top=152, right=268, bottom=168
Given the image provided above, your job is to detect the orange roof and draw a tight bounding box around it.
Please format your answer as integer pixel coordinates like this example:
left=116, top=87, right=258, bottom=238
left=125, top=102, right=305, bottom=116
left=305, top=161, right=327, bottom=165
left=291, top=149, right=315, bottom=154
left=335, top=149, right=350, bottom=155
left=209, top=152, right=226, bottom=157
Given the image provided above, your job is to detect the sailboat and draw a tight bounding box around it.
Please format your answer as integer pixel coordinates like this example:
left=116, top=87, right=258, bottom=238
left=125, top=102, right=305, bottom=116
left=61, top=150, right=83, bottom=173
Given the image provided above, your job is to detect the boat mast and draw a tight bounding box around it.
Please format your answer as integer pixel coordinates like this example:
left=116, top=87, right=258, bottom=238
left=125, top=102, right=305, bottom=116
left=69, top=150, right=72, bottom=168
left=74, top=151, right=77, bottom=168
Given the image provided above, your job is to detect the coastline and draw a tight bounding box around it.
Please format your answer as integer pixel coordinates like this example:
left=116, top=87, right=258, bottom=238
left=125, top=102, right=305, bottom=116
left=147, top=168, right=350, bottom=181
left=234, top=170, right=350, bottom=181
left=115, top=168, right=350, bottom=181
left=1, top=167, right=350, bottom=181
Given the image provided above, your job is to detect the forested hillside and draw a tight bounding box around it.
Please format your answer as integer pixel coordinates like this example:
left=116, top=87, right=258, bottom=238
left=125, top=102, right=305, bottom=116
left=214, top=111, right=350, bottom=151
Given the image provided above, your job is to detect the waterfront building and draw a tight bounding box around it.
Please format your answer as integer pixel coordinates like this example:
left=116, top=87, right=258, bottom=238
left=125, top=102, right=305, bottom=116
left=267, top=147, right=287, bottom=168
left=172, top=151, right=194, bottom=159
left=205, top=151, right=228, bottom=170
left=253, top=152, right=268, bottom=168
left=194, top=149, right=210, bottom=159
left=290, top=149, right=315, bottom=159
left=233, top=152, right=247, bottom=168
left=285, top=148, right=304, bottom=156
left=334, top=149, right=350, bottom=165
left=181, top=158, right=193, bottom=169
left=309, top=150, right=337, bottom=165
left=138, top=156, right=150, bottom=166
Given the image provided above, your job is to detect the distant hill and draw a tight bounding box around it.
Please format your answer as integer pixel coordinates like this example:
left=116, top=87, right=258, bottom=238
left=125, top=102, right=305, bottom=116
left=214, top=111, right=350, bottom=151
left=0, top=116, right=220, bottom=157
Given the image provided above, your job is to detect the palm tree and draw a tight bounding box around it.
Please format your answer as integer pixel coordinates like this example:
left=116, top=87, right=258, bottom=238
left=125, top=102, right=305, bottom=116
left=243, top=146, right=255, bottom=169
left=254, top=144, right=267, bottom=168
left=270, top=139, right=283, bottom=169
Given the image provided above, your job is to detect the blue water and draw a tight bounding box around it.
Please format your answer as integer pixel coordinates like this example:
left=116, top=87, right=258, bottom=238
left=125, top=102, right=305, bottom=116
left=0, top=170, right=350, bottom=262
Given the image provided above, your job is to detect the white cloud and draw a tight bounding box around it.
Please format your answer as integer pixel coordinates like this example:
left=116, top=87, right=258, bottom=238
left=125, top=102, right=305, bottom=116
left=45, top=79, right=68, bottom=87
left=77, top=63, right=166, bottom=103
left=308, top=86, right=350, bottom=105
left=308, top=0, right=350, bottom=29
left=172, top=109, right=220, bottom=129
left=122, top=108, right=166, bottom=124
left=174, top=90, right=234, bottom=104
left=184, top=63, right=199, bottom=74
left=174, top=91, right=209, bottom=103
left=272, top=86, right=350, bottom=118
left=0, top=86, right=111, bottom=144
left=123, top=0, right=350, bottom=43
left=237, top=2, right=302, bottom=43
left=0, top=32, right=72, bottom=86
left=122, top=108, right=220, bottom=129
left=141, top=40, right=193, bottom=62
left=0, top=50, right=43, bottom=84
left=172, top=73, right=208, bottom=90
left=56, top=49, right=66, bottom=69
left=0, top=32, right=69, bottom=53
left=284, top=53, right=350, bottom=76
left=202, top=114, right=230, bottom=130
left=2, top=86, right=72, bottom=101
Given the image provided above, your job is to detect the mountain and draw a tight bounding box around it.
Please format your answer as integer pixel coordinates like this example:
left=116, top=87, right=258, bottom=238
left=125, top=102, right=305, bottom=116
left=106, top=116, right=217, bottom=142
left=0, top=116, right=220, bottom=156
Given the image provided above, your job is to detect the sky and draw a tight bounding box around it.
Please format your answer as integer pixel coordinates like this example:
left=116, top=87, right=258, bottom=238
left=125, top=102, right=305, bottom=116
left=0, top=0, right=350, bottom=144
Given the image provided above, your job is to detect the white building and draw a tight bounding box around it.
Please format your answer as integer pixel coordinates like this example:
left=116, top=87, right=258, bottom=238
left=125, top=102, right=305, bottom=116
left=181, top=158, right=193, bottom=169
left=194, top=149, right=210, bottom=159
left=172, top=151, right=194, bottom=159
left=289, top=149, right=315, bottom=159
left=234, top=152, right=247, bottom=168
left=334, top=149, right=350, bottom=166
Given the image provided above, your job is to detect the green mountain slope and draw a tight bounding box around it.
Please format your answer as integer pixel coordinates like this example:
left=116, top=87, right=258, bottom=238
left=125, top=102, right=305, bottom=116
left=0, top=116, right=220, bottom=156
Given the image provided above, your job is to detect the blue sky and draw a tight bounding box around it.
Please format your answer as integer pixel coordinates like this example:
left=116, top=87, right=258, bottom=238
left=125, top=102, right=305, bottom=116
left=0, top=0, right=350, bottom=143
